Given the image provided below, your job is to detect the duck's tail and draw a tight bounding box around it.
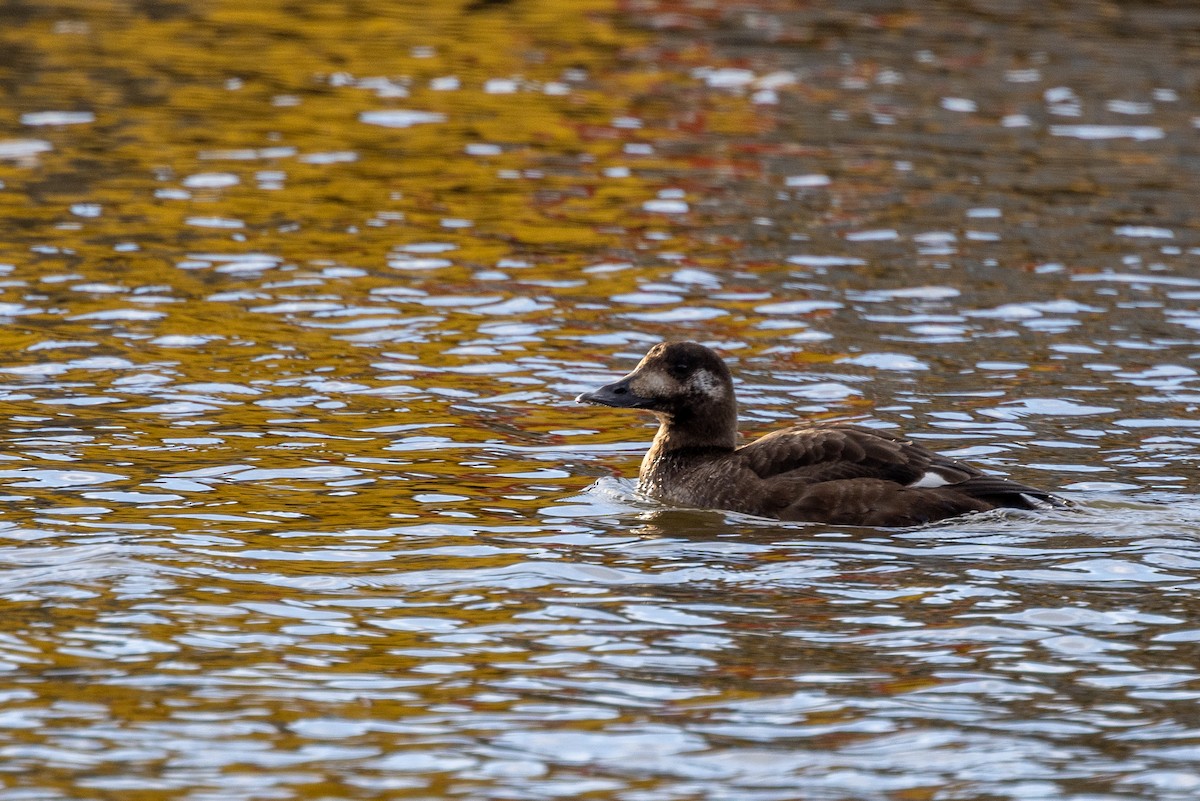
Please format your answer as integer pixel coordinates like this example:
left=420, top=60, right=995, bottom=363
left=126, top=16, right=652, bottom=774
left=953, top=475, right=1072, bottom=510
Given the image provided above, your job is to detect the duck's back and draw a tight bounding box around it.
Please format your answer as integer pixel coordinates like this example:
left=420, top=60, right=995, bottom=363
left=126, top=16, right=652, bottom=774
left=738, top=424, right=973, bottom=486
left=647, top=423, right=1059, bottom=526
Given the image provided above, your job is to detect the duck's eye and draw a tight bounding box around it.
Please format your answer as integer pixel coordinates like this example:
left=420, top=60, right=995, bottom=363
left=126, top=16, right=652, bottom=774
left=670, top=361, right=691, bottom=375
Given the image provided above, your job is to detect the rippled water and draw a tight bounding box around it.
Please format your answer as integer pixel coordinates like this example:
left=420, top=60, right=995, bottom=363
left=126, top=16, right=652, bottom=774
left=2, top=1, right=1200, bottom=798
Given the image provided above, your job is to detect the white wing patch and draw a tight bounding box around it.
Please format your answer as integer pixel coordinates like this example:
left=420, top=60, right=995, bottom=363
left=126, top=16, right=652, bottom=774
left=909, top=470, right=951, bottom=489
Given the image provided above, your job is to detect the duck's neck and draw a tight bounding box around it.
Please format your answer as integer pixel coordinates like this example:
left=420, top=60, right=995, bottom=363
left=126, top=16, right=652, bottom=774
left=641, top=402, right=738, bottom=478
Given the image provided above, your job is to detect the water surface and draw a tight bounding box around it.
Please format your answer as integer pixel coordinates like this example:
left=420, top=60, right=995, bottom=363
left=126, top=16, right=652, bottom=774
left=2, top=1, right=1200, bottom=799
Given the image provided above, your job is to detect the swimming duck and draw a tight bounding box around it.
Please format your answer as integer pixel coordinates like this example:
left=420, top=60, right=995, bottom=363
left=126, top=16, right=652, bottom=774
left=576, top=341, right=1062, bottom=526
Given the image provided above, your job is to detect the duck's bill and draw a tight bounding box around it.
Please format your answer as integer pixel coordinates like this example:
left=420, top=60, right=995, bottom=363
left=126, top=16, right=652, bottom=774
left=575, top=378, right=655, bottom=409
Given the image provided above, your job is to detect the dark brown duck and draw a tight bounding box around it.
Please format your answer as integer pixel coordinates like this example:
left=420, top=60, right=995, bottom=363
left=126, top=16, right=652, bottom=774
left=576, top=341, right=1064, bottom=527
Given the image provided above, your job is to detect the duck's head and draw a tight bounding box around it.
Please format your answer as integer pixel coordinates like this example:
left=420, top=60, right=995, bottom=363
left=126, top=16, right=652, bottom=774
left=575, top=341, right=735, bottom=420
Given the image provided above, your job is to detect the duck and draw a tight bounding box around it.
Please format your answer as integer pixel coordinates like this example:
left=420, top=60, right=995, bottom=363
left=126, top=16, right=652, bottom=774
left=575, top=341, right=1064, bottom=526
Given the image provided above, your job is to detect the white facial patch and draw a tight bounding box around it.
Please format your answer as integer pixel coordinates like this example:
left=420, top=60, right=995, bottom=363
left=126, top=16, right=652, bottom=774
left=908, top=470, right=951, bottom=489
left=630, top=371, right=673, bottom=397
left=689, top=369, right=725, bottom=399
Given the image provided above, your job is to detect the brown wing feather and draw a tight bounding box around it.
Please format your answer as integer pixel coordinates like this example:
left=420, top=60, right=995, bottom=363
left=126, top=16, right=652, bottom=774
left=736, top=424, right=1065, bottom=522
left=737, top=424, right=981, bottom=486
